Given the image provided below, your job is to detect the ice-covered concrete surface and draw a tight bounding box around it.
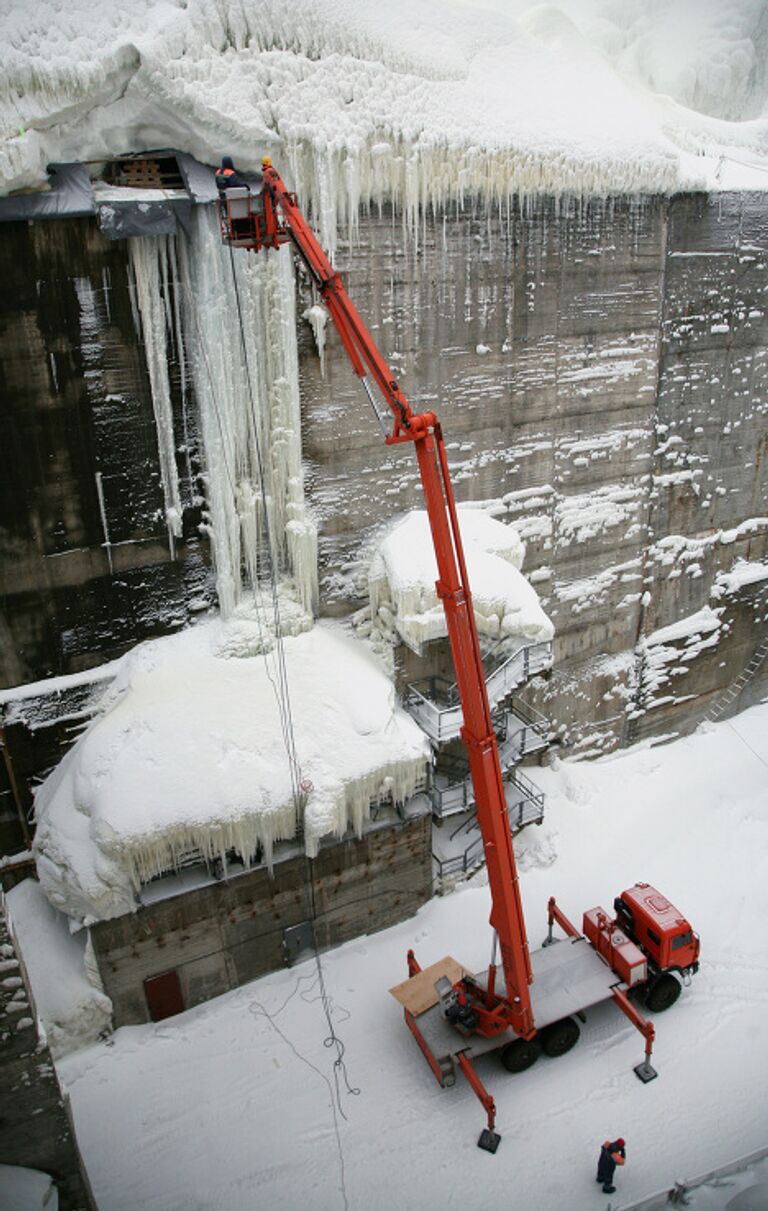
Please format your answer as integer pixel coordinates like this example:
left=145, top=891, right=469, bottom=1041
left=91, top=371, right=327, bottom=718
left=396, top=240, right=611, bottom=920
left=55, top=702, right=768, bottom=1211
left=32, top=619, right=430, bottom=925
left=2, top=1, right=768, bottom=246
left=5, top=879, right=112, bottom=1059
left=368, top=506, right=554, bottom=654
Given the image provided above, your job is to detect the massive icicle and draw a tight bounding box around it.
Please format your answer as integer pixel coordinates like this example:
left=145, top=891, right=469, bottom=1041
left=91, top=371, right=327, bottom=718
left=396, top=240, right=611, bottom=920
left=129, top=236, right=184, bottom=553
left=179, top=210, right=318, bottom=624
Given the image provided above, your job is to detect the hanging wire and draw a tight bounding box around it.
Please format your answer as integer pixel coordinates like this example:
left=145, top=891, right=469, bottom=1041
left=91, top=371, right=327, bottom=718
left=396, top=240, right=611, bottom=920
left=172, top=226, right=361, bottom=1145
left=225, top=239, right=360, bottom=1129
left=227, top=241, right=305, bottom=813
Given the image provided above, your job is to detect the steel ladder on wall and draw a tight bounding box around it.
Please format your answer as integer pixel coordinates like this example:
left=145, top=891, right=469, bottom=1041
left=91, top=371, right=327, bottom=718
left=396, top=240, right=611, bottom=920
left=706, top=636, right=768, bottom=722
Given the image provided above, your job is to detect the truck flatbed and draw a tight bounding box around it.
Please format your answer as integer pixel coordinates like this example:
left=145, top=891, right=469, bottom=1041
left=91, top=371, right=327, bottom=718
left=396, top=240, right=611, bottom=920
left=392, top=938, right=624, bottom=1075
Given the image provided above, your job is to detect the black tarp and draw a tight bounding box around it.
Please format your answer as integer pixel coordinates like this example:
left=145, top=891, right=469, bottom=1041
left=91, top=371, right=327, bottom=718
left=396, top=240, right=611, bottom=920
left=96, top=196, right=193, bottom=240
left=0, top=163, right=96, bottom=222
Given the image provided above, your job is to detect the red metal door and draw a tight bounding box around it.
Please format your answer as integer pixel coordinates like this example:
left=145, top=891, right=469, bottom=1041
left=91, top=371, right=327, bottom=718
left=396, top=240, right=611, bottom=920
left=143, top=970, right=184, bottom=1021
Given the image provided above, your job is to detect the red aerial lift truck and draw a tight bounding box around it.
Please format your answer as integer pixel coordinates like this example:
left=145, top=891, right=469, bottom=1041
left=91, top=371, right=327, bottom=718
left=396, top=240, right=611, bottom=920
left=218, top=162, right=700, bottom=1152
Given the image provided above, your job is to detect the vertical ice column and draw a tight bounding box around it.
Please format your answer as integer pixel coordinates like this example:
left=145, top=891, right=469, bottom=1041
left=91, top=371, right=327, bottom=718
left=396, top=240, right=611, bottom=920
left=261, top=246, right=319, bottom=618
left=181, top=208, right=318, bottom=619
left=128, top=237, right=183, bottom=555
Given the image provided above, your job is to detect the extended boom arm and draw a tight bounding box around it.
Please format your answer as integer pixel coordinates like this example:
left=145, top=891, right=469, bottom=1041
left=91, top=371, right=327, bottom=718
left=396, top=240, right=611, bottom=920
left=224, top=159, right=535, bottom=1038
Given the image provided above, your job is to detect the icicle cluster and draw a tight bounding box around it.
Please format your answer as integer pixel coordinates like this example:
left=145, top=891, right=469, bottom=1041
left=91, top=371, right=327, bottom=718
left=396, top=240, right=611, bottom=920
left=5, top=1, right=768, bottom=212
left=128, top=236, right=184, bottom=554
left=178, top=210, right=318, bottom=622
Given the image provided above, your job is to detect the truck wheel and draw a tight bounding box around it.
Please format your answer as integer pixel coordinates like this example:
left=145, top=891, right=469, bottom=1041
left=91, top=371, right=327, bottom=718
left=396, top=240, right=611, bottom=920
left=541, top=1017, right=580, bottom=1057
left=501, top=1037, right=540, bottom=1073
left=644, top=973, right=681, bottom=1013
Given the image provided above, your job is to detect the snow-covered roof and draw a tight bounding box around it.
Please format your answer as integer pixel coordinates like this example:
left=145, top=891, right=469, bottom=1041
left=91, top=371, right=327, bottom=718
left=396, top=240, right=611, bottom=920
left=32, top=620, right=430, bottom=925
left=369, top=506, right=554, bottom=655
left=2, top=0, right=768, bottom=243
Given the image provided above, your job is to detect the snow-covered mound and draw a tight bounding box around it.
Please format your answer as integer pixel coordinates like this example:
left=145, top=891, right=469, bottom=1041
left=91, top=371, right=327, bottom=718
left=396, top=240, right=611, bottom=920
left=3, top=0, right=768, bottom=246
left=6, top=878, right=112, bottom=1057
left=0, top=1166, right=58, bottom=1211
left=369, top=507, right=553, bottom=655
left=32, top=620, right=430, bottom=924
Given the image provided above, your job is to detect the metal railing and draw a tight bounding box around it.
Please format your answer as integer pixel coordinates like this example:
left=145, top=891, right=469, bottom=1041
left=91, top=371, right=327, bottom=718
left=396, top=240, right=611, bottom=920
left=406, top=639, right=552, bottom=743
left=428, top=700, right=550, bottom=820
left=707, top=636, right=768, bottom=722
left=432, top=833, right=485, bottom=880
left=497, top=698, right=550, bottom=766
left=504, top=769, right=545, bottom=830
left=432, top=769, right=545, bottom=879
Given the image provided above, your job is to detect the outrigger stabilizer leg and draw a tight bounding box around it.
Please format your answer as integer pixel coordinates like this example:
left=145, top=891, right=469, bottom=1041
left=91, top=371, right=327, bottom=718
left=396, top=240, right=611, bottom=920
left=456, top=1052, right=501, bottom=1153
left=612, top=986, right=658, bottom=1083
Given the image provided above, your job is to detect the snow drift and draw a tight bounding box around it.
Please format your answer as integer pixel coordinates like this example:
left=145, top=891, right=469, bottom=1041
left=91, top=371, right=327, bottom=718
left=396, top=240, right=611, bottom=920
left=368, top=507, right=554, bottom=655
left=32, top=620, right=430, bottom=924
left=6, top=878, right=112, bottom=1057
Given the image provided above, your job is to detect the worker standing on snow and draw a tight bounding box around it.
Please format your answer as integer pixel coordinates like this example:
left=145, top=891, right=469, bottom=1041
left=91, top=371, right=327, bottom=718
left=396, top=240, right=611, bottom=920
left=596, top=1138, right=626, bottom=1194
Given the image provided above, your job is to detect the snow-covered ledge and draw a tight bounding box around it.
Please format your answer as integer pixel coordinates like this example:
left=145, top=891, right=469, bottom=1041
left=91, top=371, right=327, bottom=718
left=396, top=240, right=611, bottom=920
left=32, top=619, right=430, bottom=925
left=368, top=507, right=554, bottom=657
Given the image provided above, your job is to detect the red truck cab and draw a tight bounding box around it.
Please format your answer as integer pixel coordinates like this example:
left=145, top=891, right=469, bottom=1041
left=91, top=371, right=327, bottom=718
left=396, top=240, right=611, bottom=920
left=615, top=883, right=700, bottom=974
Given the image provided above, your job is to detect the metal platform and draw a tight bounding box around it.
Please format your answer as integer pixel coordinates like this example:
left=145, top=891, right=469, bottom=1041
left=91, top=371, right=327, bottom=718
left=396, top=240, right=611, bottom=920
left=405, top=939, right=623, bottom=1071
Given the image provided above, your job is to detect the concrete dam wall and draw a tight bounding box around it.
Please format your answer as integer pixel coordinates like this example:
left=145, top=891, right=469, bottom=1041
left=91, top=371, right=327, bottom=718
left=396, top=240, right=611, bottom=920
left=300, top=190, right=768, bottom=754
left=1, top=189, right=767, bottom=850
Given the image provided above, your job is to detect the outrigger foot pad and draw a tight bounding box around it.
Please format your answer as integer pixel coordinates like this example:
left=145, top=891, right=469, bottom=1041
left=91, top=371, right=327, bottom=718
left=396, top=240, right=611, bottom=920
left=634, top=1060, right=658, bottom=1083
left=478, top=1129, right=501, bottom=1153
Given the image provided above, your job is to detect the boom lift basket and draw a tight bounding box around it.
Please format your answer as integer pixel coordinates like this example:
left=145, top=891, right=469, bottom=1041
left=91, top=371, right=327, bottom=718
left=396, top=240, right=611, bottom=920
left=218, top=185, right=283, bottom=250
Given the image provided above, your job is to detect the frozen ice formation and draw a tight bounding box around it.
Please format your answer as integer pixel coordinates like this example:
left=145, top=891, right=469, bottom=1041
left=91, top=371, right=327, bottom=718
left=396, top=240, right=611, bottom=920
left=32, top=620, right=430, bottom=924
left=368, top=506, right=554, bottom=655
left=129, top=235, right=184, bottom=553
left=180, top=211, right=319, bottom=619
left=127, top=211, right=319, bottom=621
left=3, top=0, right=768, bottom=252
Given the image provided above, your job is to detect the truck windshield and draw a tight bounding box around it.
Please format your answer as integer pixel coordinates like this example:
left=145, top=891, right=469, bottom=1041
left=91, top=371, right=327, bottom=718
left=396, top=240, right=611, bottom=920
left=671, top=932, right=692, bottom=950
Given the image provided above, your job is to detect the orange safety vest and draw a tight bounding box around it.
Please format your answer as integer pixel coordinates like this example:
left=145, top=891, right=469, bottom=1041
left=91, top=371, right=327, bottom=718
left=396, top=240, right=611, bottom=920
left=603, top=1141, right=625, bottom=1166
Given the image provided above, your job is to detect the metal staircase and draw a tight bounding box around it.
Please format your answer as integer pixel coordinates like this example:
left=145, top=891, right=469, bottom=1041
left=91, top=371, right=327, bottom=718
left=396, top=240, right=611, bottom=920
left=429, top=700, right=549, bottom=820
left=429, top=698, right=551, bottom=882
left=401, top=635, right=553, bottom=883
left=405, top=638, right=552, bottom=743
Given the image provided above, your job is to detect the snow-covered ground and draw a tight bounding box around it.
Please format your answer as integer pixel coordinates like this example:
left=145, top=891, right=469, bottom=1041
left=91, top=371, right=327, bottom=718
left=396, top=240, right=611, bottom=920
left=0, top=1166, right=58, bottom=1211
left=55, top=702, right=768, bottom=1211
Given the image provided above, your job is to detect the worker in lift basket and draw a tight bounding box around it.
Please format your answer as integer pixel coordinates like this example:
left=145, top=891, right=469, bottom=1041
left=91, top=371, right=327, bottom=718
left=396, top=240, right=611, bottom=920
left=215, top=155, right=249, bottom=191
left=596, top=1138, right=626, bottom=1194
left=215, top=155, right=263, bottom=240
